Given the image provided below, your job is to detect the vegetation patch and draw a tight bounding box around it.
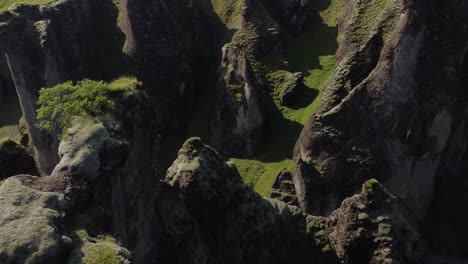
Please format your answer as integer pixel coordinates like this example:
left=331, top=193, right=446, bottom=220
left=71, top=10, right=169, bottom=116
left=36, top=77, right=140, bottom=134
left=69, top=229, right=128, bottom=264
left=230, top=0, right=342, bottom=197
left=319, top=0, right=346, bottom=27
left=0, top=0, right=55, bottom=12
left=363, top=178, right=380, bottom=193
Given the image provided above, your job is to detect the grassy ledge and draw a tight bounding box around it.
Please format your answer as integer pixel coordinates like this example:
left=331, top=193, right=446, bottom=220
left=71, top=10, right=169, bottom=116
left=229, top=0, right=343, bottom=197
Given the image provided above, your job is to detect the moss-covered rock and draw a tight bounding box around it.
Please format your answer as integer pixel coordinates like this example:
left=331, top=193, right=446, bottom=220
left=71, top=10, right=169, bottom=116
left=0, top=176, right=66, bottom=263
left=66, top=230, right=131, bottom=264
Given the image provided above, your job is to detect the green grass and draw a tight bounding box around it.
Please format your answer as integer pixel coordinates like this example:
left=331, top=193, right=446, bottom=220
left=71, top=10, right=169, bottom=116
left=319, top=0, right=346, bottom=27
left=0, top=0, right=55, bottom=12
left=230, top=0, right=343, bottom=197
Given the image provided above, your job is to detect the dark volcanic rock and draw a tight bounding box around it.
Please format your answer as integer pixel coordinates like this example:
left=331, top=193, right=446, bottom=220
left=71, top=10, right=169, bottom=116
left=293, top=0, right=468, bottom=257
left=0, top=138, right=37, bottom=179
left=327, top=180, right=424, bottom=263
left=160, top=137, right=337, bottom=264
left=122, top=0, right=216, bottom=134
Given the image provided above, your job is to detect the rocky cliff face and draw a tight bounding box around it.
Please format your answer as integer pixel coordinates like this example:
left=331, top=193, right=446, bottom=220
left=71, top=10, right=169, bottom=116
left=293, top=0, right=468, bottom=256
left=294, top=0, right=467, bottom=214
left=0, top=0, right=125, bottom=174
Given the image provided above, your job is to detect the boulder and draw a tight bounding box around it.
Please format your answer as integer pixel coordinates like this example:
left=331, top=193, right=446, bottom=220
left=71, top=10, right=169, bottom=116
left=0, top=176, right=67, bottom=263
left=279, top=72, right=305, bottom=107
left=51, top=117, right=111, bottom=183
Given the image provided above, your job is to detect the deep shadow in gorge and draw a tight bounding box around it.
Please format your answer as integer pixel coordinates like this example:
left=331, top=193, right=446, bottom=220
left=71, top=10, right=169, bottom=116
left=0, top=55, right=22, bottom=140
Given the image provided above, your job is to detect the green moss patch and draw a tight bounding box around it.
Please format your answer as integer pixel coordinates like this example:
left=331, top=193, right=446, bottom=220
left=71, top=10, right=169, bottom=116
left=211, top=0, right=243, bottom=29
left=0, top=125, right=20, bottom=142
left=36, top=77, right=140, bottom=134
left=363, top=178, right=380, bottom=193
left=68, top=229, right=129, bottom=264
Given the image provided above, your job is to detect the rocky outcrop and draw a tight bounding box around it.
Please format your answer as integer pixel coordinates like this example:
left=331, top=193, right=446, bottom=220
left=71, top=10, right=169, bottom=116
left=47, top=88, right=159, bottom=262
left=0, top=138, right=37, bottom=179
left=0, top=176, right=66, bottom=263
left=212, top=0, right=282, bottom=157
left=270, top=170, right=299, bottom=206
left=293, top=0, right=468, bottom=256
left=159, top=137, right=337, bottom=263
left=327, top=179, right=424, bottom=263
left=0, top=0, right=125, bottom=174
left=279, top=72, right=305, bottom=107
left=213, top=46, right=264, bottom=156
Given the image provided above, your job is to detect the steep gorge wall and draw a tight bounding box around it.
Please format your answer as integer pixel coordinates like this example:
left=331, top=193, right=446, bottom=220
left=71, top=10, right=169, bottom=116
left=293, top=0, right=468, bottom=255
left=121, top=0, right=219, bottom=135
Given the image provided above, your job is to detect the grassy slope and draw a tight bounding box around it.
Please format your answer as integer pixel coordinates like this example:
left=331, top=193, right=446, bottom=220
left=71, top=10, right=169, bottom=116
left=231, top=0, right=344, bottom=197
left=0, top=0, right=55, bottom=12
